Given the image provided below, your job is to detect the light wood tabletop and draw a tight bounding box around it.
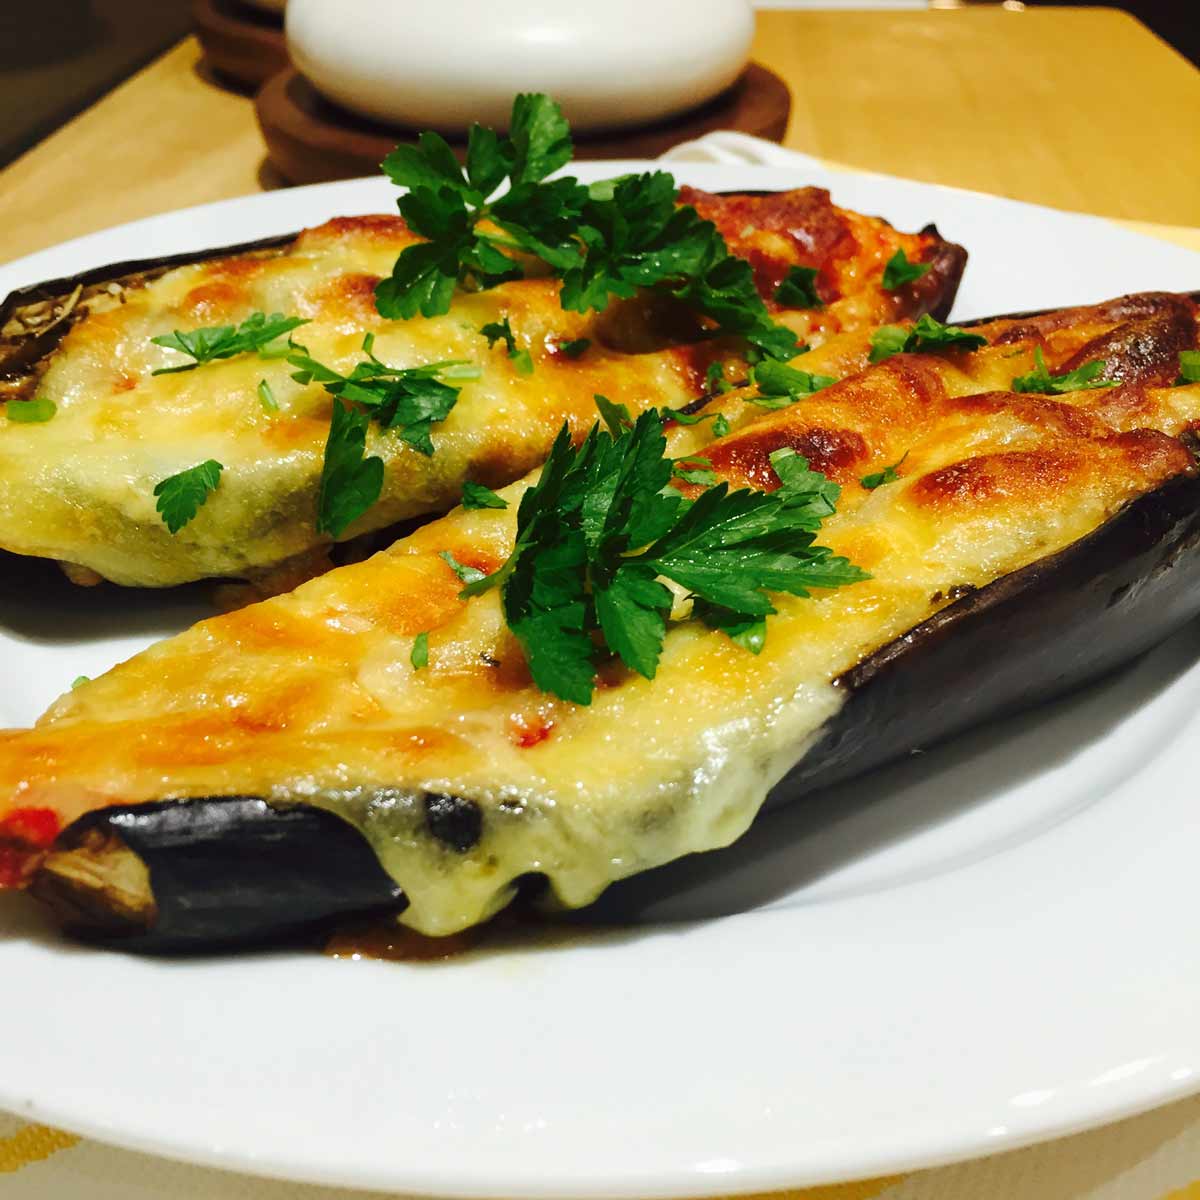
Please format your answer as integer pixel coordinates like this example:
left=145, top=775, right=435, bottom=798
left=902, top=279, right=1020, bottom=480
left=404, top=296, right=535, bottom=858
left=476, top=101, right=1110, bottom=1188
left=0, top=6, right=1197, bottom=265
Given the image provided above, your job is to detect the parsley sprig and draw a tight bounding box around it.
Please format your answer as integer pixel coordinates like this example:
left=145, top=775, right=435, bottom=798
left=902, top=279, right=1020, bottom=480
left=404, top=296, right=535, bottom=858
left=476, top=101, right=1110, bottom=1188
left=1011, top=347, right=1117, bottom=395
left=663, top=406, right=731, bottom=439
left=869, top=315, right=988, bottom=363
left=861, top=452, right=908, bottom=490
left=151, top=313, right=309, bottom=375
left=289, top=334, right=481, bottom=536
left=748, top=359, right=838, bottom=410
left=289, top=334, right=479, bottom=456
left=459, top=405, right=867, bottom=704
left=462, top=480, right=508, bottom=510
left=154, top=460, right=223, bottom=533
left=773, top=265, right=823, bottom=310
left=375, top=94, right=797, bottom=361
left=881, top=249, right=931, bottom=291
left=480, top=318, right=533, bottom=375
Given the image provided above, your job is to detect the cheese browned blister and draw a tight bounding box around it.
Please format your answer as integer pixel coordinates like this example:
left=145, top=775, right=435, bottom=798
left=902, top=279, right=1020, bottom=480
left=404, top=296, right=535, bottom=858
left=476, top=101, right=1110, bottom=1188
left=0, top=190, right=964, bottom=587
left=0, top=293, right=1196, bottom=938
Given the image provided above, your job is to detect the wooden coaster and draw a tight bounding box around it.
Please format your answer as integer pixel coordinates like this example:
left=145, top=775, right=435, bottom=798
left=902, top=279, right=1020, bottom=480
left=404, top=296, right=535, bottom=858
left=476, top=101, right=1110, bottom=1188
left=192, top=0, right=288, bottom=91
left=256, top=64, right=791, bottom=186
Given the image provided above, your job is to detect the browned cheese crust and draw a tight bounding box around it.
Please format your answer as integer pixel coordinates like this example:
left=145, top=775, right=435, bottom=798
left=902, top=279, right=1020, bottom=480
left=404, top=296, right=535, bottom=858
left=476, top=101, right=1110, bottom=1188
left=1, top=293, right=1194, bottom=936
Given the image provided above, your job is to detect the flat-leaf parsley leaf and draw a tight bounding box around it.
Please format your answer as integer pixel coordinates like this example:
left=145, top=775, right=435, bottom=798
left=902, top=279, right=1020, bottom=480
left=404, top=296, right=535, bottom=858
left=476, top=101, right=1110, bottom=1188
left=154, top=459, right=224, bottom=534
left=773, top=265, right=822, bottom=310
left=480, top=318, right=534, bottom=374
left=375, top=94, right=798, bottom=361
left=881, top=249, right=931, bottom=290
left=440, top=549, right=487, bottom=584
left=557, top=337, right=590, bottom=359
left=290, top=335, right=480, bottom=535
left=151, top=312, right=309, bottom=374
left=462, top=480, right=508, bottom=510
left=1011, top=346, right=1117, bottom=394
left=869, top=315, right=987, bottom=363
left=460, top=404, right=867, bottom=704
left=748, top=359, right=837, bottom=409
left=315, top=400, right=384, bottom=538
left=861, top=452, right=909, bottom=489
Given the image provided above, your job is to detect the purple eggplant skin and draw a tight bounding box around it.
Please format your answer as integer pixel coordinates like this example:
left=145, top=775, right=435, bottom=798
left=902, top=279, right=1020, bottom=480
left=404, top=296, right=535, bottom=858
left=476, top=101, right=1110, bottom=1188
left=0, top=232, right=294, bottom=323
left=0, top=233, right=294, bottom=394
left=771, top=467, right=1200, bottom=806
left=36, top=798, right=407, bottom=953
left=913, top=223, right=968, bottom=322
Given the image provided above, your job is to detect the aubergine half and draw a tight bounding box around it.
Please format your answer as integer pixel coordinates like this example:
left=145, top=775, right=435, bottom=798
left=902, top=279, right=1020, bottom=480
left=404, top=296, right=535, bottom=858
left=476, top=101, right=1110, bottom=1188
left=0, top=188, right=964, bottom=589
left=2, top=291, right=1197, bottom=952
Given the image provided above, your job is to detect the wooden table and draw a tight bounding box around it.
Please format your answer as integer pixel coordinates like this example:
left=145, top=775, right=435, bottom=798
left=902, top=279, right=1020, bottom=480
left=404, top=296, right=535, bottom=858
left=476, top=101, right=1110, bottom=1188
left=0, top=6, right=1198, bottom=265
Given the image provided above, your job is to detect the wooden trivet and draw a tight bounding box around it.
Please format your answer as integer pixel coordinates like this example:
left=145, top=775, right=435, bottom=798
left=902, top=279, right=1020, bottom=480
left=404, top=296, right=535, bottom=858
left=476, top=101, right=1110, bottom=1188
left=255, top=64, right=791, bottom=186
left=193, top=0, right=288, bottom=91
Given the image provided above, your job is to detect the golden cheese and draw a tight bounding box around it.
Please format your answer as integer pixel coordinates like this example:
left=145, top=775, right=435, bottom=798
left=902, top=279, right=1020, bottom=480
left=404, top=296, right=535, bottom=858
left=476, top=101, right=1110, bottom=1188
left=0, top=293, right=1196, bottom=932
left=0, top=191, right=962, bottom=587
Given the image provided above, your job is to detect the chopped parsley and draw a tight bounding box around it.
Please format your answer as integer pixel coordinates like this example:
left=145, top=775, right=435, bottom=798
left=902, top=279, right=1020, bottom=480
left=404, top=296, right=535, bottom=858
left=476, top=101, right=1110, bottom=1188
left=705, top=360, right=735, bottom=394
left=154, top=459, right=223, bottom=534
left=868, top=325, right=910, bottom=363
left=375, top=94, right=798, bottom=362
left=881, top=249, right=931, bottom=290
left=440, top=549, right=486, bottom=584
left=594, top=393, right=634, bottom=435
left=1179, top=350, right=1200, bottom=384
left=869, top=315, right=988, bottom=363
left=411, top=631, right=429, bottom=670
left=861, top=452, right=908, bottom=490
left=257, top=378, right=279, bottom=413
left=462, top=480, right=508, bottom=510
left=773, top=265, right=823, bottom=310
left=661, top=406, right=731, bottom=438
left=291, top=335, right=481, bottom=537
left=6, top=396, right=56, bottom=423
left=558, top=337, right=590, bottom=359
left=480, top=318, right=534, bottom=374
left=70, top=675, right=90, bottom=689
left=748, top=359, right=838, bottom=409
left=151, top=313, right=309, bottom=374
left=458, top=404, right=867, bottom=704
left=290, top=334, right=479, bottom=456
left=1011, top=347, right=1117, bottom=394
left=315, top=400, right=382, bottom=538
left=672, top=456, right=718, bottom=486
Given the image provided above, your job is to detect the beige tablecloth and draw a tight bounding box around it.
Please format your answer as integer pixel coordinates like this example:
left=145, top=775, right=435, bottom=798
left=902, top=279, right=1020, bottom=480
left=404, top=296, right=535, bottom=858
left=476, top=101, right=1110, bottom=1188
left=7, top=1099, right=1200, bottom=1199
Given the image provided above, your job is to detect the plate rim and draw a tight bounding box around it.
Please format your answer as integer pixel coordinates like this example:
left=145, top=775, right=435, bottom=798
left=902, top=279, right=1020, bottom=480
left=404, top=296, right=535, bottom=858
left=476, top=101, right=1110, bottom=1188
left=2, top=160, right=1200, bottom=1196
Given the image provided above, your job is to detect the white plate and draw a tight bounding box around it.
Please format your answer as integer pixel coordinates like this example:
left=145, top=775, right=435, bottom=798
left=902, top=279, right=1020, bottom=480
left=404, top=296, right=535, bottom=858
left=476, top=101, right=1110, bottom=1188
left=2, top=164, right=1199, bottom=1196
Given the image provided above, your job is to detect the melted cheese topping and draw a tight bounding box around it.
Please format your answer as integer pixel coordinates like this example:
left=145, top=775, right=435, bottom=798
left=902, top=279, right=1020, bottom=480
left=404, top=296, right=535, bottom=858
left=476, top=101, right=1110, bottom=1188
left=0, top=193, right=958, bottom=587
left=1, top=296, right=1196, bottom=932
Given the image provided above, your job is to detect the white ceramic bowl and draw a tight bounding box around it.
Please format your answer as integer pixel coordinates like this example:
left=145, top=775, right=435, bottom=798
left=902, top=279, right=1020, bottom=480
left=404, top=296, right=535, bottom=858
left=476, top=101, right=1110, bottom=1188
left=286, top=0, right=754, bottom=134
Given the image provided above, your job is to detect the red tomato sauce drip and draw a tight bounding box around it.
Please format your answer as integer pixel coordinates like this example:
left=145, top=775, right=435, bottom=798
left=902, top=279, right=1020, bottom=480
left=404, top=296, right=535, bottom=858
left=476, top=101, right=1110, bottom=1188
left=0, top=807, right=61, bottom=888
left=511, top=713, right=555, bottom=748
